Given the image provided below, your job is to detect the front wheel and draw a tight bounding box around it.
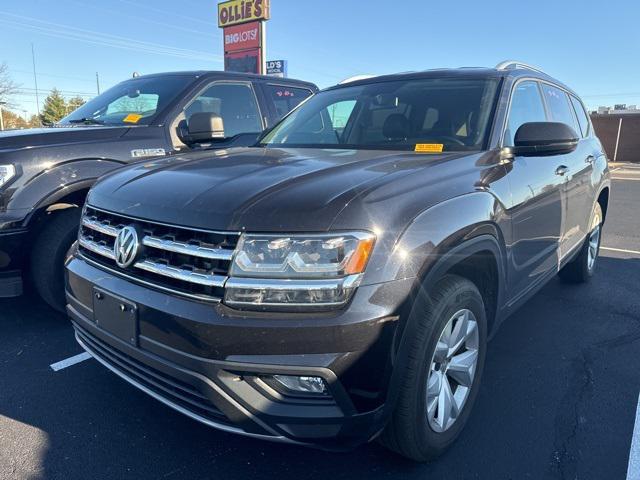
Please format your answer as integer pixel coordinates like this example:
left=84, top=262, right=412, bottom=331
left=30, top=207, right=82, bottom=312
left=379, top=274, right=487, bottom=462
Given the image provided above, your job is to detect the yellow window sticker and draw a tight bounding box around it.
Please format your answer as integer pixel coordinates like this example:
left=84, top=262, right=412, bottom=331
left=415, top=143, right=444, bottom=153
left=123, top=113, right=143, bottom=124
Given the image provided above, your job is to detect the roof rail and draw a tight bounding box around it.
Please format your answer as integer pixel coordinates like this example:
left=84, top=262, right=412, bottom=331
left=338, top=74, right=376, bottom=85
left=495, top=60, right=546, bottom=75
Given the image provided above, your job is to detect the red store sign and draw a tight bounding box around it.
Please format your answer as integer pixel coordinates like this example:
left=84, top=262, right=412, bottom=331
left=223, top=21, right=262, bottom=53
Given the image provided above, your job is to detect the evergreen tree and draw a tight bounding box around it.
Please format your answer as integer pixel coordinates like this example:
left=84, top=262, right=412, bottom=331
left=40, top=88, right=68, bottom=125
left=68, top=95, right=86, bottom=113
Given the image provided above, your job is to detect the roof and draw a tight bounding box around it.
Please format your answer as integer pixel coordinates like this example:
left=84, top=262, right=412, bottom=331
left=325, top=64, right=577, bottom=97
left=120, top=70, right=318, bottom=90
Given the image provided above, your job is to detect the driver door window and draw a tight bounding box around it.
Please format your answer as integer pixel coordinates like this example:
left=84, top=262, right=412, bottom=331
left=504, top=81, right=547, bottom=146
left=184, top=82, right=262, bottom=139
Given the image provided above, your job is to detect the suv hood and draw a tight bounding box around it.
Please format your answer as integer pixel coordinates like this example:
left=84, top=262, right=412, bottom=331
left=0, top=126, right=129, bottom=152
left=88, top=147, right=460, bottom=232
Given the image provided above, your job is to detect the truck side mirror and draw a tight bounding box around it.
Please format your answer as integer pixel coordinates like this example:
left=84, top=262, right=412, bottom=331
left=186, top=112, right=225, bottom=143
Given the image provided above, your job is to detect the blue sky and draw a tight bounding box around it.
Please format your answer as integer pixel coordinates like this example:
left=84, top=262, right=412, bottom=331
left=1, top=0, right=639, bottom=116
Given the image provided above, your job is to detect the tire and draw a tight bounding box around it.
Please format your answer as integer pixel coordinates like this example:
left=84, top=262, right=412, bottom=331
left=30, top=207, right=82, bottom=312
left=558, top=202, right=603, bottom=284
left=379, top=274, right=488, bottom=462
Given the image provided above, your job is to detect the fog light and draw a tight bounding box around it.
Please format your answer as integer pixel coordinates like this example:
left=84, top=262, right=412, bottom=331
left=272, top=375, right=327, bottom=394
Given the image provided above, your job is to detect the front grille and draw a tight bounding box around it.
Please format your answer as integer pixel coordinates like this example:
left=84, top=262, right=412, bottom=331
left=78, top=205, right=240, bottom=302
left=75, top=325, right=229, bottom=424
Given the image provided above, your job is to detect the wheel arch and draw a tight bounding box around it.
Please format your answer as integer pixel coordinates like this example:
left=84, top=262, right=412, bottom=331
left=18, top=158, right=125, bottom=228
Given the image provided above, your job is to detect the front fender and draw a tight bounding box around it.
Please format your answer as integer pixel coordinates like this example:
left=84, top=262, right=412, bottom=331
left=363, top=191, right=509, bottom=287
left=7, top=158, right=126, bottom=225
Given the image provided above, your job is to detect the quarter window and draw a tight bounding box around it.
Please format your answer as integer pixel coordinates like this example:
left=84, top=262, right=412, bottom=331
left=504, top=81, right=547, bottom=146
left=264, top=85, right=314, bottom=120
left=541, top=84, right=580, bottom=136
left=570, top=95, right=590, bottom=137
left=184, top=83, right=262, bottom=138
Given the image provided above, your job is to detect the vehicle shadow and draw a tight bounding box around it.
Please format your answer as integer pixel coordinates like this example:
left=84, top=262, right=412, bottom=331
left=0, top=254, right=638, bottom=479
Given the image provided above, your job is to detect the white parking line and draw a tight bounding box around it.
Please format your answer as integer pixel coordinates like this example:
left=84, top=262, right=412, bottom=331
left=627, top=393, right=640, bottom=480
left=601, top=246, right=640, bottom=256
left=613, top=177, right=640, bottom=182
left=50, top=352, right=93, bottom=371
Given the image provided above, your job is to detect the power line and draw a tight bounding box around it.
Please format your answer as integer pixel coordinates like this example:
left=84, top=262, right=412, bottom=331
left=10, top=68, right=96, bottom=83
left=67, top=0, right=220, bottom=40
left=114, top=0, right=217, bottom=28
left=0, top=13, right=223, bottom=62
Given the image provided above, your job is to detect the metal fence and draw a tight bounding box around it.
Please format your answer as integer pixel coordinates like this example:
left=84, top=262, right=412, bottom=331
left=590, top=113, right=640, bottom=163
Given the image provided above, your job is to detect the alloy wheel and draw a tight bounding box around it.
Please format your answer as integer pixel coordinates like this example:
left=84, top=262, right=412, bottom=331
left=426, top=309, right=480, bottom=433
left=588, top=211, right=602, bottom=272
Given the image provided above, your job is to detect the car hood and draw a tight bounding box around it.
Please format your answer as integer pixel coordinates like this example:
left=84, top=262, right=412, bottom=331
left=88, top=147, right=464, bottom=232
left=0, top=126, right=129, bottom=152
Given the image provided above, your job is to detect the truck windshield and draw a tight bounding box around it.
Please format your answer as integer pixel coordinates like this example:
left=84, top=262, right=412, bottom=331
left=58, top=75, right=193, bottom=127
left=260, top=77, right=500, bottom=152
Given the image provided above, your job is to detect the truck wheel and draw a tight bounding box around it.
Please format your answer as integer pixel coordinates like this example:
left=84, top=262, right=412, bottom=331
left=558, top=202, right=603, bottom=284
left=30, top=207, right=82, bottom=312
left=379, top=274, right=487, bottom=462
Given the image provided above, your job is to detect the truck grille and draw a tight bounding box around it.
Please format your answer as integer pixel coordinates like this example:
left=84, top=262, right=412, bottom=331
left=78, top=205, right=240, bottom=302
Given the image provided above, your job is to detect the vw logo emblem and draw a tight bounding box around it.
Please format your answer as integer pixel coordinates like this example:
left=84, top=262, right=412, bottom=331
left=113, top=226, right=140, bottom=268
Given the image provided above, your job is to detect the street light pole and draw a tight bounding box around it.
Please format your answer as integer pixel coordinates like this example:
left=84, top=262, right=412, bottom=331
left=0, top=102, right=6, bottom=131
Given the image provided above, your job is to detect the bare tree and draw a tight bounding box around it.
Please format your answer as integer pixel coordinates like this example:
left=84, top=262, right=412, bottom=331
left=0, top=62, right=18, bottom=105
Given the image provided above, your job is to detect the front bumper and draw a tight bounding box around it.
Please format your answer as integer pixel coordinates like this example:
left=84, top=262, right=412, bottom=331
left=0, top=227, right=28, bottom=297
left=66, top=254, right=414, bottom=448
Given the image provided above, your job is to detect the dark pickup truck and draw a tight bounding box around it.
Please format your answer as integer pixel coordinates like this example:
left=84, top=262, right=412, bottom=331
left=0, top=71, right=317, bottom=310
left=66, top=62, right=610, bottom=461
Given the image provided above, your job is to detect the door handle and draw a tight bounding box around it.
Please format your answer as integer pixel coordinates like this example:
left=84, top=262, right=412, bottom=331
left=555, top=165, right=569, bottom=176
left=585, top=155, right=595, bottom=164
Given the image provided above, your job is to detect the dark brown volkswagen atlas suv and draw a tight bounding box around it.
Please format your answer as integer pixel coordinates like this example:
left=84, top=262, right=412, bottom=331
left=65, top=61, right=610, bottom=461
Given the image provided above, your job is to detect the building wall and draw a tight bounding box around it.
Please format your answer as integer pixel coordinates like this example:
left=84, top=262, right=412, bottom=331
left=590, top=113, right=640, bottom=163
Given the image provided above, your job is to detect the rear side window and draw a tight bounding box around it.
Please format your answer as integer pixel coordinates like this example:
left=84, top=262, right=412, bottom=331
left=504, top=81, right=547, bottom=146
left=265, top=85, right=314, bottom=120
left=570, top=95, right=590, bottom=137
left=541, top=84, right=580, bottom=136
left=185, top=82, right=262, bottom=138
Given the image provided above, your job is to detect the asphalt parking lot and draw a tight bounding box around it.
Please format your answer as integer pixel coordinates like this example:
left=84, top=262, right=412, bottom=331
left=1, top=167, right=639, bottom=480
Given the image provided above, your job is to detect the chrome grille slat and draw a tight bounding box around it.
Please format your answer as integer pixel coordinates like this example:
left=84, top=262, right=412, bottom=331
left=142, top=236, right=234, bottom=261
left=79, top=236, right=115, bottom=260
left=78, top=206, right=238, bottom=301
left=81, top=217, right=119, bottom=237
left=134, top=260, right=227, bottom=287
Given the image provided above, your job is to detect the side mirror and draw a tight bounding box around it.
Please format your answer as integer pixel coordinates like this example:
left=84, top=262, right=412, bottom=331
left=512, top=122, right=579, bottom=157
left=185, top=112, right=225, bottom=143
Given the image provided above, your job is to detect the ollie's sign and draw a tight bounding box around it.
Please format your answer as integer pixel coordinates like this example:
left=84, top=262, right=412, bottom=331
left=218, top=0, right=270, bottom=28
left=223, top=21, right=261, bottom=53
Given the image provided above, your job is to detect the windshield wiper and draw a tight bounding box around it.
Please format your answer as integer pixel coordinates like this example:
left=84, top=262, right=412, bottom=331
left=65, top=118, right=105, bottom=125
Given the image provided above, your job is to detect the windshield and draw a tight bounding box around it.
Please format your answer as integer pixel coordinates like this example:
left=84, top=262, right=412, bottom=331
left=261, top=77, right=500, bottom=152
left=58, top=75, right=194, bottom=127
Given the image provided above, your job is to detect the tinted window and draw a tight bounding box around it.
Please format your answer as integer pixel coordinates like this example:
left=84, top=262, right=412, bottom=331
left=185, top=83, right=262, bottom=138
left=264, top=85, right=313, bottom=120
left=570, top=95, right=590, bottom=137
left=59, top=75, right=193, bottom=126
left=541, top=84, right=580, bottom=135
left=261, top=78, right=500, bottom=152
left=504, top=81, right=546, bottom=146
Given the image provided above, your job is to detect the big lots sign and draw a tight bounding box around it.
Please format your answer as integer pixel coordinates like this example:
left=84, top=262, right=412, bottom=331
left=218, top=0, right=269, bottom=75
left=218, top=0, right=270, bottom=28
left=223, top=21, right=261, bottom=53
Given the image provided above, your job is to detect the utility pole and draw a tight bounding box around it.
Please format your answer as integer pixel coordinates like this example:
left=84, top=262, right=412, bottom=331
left=31, top=43, right=41, bottom=122
left=0, top=102, right=5, bottom=131
left=96, top=72, right=101, bottom=95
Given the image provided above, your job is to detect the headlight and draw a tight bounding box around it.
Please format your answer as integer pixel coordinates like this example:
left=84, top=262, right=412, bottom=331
left=0, top=165, right=16, bottom=188
left=224, top=232, right=375, bottom=310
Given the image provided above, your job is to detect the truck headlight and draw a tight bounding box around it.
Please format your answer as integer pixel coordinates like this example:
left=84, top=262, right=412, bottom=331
left=0, top=165, right=16, bottom=188
left=224, top=232, right=375, bottom=309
